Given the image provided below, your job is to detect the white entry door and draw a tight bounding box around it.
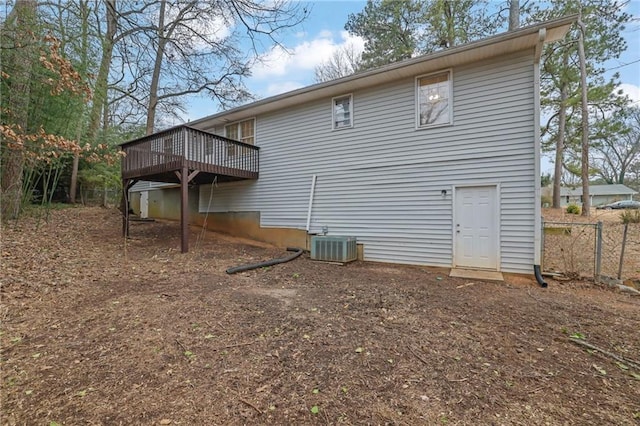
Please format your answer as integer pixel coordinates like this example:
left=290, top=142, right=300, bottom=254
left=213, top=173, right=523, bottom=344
left=454, top=186, right=498, bottom=270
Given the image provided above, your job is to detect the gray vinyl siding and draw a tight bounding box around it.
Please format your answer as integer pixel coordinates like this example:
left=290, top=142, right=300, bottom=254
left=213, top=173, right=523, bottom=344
left=198, top=51, right=536, bottom=273
left=130, top=181, right=177, bottom=192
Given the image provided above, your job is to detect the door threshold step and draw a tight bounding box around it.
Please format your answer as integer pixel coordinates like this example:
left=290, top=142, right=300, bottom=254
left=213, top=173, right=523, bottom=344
left=449, top=268, right=504, bottom=281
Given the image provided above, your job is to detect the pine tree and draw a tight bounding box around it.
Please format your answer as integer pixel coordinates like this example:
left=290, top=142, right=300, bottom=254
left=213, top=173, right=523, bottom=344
left=345, top=0, right=502, bottom=70
left=534, top=0, right=631, bottom=209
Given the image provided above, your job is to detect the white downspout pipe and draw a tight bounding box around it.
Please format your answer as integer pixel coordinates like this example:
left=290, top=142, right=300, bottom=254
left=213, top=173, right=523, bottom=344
left=533, top=28, right=547, bottom=287
left=306, top=174, right=317, bottom=232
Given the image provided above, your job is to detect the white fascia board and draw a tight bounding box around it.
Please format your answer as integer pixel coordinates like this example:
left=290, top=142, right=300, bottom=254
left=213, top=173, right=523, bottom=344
left=189, top=16, right=576, bottom=131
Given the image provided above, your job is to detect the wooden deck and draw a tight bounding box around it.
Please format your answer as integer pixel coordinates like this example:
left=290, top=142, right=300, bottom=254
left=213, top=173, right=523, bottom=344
left=121, top=125, right=259, bottom=184
left=120, top=125, right=260, bottom=253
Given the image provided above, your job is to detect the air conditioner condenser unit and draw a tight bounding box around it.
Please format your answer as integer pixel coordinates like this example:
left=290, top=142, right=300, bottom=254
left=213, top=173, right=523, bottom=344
left=310, top=236, right=357, bottom=263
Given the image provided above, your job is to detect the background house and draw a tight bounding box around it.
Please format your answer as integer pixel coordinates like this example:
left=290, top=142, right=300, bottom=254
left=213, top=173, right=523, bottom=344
left=560, top=184, right=638, bottom=207
left=124, top=17, right=574, bottom=276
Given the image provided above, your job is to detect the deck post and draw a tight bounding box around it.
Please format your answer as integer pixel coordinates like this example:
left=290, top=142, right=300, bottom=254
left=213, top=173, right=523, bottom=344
left=121, top=179, right=138, bottom=238
left=180, top=166, right=189, bottom=253
left=122, top=179, right=130, bottom=237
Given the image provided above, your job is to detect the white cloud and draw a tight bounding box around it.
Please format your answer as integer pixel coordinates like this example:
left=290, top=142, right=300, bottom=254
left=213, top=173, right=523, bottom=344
left=619, top=83, right=640, bottom=105
left=265, top=81, right=305, bottom=96
left=250, top=30, right=364, bottom=83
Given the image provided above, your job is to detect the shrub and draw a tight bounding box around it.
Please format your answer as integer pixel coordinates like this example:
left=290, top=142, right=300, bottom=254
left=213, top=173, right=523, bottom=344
left=541, top=195, right=552, bottom=207
left=620, top=209, right=640, bottom=224
left=566, top=204, right=581, bottom=215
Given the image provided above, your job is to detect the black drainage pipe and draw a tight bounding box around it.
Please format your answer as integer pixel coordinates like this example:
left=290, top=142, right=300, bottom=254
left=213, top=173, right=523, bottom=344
left=534, top=265, right=547, bottom=288
left=226, top=247, right=304, bottom=274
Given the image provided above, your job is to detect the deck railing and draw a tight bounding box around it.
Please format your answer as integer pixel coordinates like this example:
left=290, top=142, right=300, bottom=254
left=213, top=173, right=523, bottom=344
left=121, top=125, right=259, bottom=180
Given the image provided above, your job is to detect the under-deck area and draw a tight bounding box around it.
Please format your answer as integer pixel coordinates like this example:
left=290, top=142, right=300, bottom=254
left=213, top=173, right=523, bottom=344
left=120, top=125, right=260, bottom=252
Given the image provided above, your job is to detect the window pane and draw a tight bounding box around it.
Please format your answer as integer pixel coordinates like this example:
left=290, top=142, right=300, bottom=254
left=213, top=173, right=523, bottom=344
left=225, top=124, right=238, bottom=140
left=334, top=96, right=351, bottom=128
left=240, top=119, right=254, bottom=145
left=418, top=72, right=450, bottom=127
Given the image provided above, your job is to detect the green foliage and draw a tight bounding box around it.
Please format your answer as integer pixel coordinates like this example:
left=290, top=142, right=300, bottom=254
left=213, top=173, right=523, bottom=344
left=566, top=204, right=581, bottom=214
left=541, top=194, right=552, bottom=207
left=1, top=4, right=95, bottom=220
left=619, top=210, right=640, bottom=224
left=345, top=0, right=423, bottom=68
left=536, top=0, right=631, bottom=178
left=345, top=0, right=501, bottom=70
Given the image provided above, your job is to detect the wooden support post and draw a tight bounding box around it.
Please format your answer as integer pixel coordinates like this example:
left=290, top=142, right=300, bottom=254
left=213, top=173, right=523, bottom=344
left=121, top=179, right=138, bottom=238
left=180, top=166, right=189, bottom=253
left=122, top=178, right=130, bottom=237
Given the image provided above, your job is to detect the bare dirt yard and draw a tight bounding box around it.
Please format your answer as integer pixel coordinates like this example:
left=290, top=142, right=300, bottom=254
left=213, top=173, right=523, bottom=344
left=2, top=207, right=639, bottom=425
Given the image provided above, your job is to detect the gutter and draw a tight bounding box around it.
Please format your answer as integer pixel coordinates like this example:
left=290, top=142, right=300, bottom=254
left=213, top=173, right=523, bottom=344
left=189, top=15, right=577, bottom=130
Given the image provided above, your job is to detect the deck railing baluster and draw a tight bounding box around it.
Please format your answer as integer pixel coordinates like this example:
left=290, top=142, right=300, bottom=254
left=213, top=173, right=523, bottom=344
left=121, top=125, right=259, bottom=181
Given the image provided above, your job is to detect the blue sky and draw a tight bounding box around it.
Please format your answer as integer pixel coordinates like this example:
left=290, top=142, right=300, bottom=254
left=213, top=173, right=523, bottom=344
left=184, top=0, right=640, bottom=121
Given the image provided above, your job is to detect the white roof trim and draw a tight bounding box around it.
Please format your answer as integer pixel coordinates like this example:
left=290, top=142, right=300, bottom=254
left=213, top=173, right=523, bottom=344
left=190, top=15, right=576, bottom=131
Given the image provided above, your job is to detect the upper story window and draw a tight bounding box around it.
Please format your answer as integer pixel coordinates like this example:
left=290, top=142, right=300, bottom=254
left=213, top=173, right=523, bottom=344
left=225, top=118, right=255, bottom=156
left=416, top=71, right=452, bottom=128
left=332, top=95, right=352, bottom=130
left=225, top=118, right=255, bottom=145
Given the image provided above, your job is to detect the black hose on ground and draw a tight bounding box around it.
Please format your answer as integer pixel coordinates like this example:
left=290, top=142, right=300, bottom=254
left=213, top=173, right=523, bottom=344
left=226, top=247, right=304, bottom=274
left=534, top=264, right=548, bottom=288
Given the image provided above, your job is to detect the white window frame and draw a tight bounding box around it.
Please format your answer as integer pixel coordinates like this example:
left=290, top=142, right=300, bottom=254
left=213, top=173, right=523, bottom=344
left=415, top=69, right=453, bottom=129
left=224, top=117, right=256, bottom=145
left=332, top=94, right=353, bottom=130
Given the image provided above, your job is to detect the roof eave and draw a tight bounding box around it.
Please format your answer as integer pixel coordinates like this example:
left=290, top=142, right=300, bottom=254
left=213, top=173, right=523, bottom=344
left=189, top=15, right=576, bottom=131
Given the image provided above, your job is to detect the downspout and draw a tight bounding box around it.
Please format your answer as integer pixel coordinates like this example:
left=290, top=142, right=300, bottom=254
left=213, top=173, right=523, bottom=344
left=306, top=174, right=317, bottom=232
left=533, top=28, right=547, bottom=288
left=226, top=247, right=303, bottom=274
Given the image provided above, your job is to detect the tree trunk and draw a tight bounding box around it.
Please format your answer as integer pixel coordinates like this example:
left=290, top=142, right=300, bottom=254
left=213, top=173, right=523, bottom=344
left=552, top=52, right=570, bottom=209
left=577, top=14, right=590, bottom=217
left=103, top=181, right=108, bottom=207
left=1, top=0, right=37, bottom=220
left=508, top=0, right=519, bottom=31
left=69, top=0, right=91, bottom=204
left=552, top=87, right=567, bottom=208
left=87, top=0, right=117, bottom=142
left=69, top=153, right=80, bottom=203
left=146, top=0, right=167, bottom=135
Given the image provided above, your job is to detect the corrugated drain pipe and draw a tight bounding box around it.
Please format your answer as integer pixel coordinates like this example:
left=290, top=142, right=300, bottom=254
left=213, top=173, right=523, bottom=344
left=226, top=248, right=304, bottom=274
left=534, top=265, right=547, bottom=288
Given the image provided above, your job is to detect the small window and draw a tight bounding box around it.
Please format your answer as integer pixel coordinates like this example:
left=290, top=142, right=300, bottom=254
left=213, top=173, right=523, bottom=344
left=417, top=71, right=451, bottom=128
left=332, top=95, right=352, bottom=129
left=225, top=118, right=255, bottom=156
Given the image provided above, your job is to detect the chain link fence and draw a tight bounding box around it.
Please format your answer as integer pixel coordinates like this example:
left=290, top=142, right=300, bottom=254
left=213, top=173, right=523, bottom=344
left=542, top=220, right=638, bottom=283
left=79, top=188, right=120, bottom=207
